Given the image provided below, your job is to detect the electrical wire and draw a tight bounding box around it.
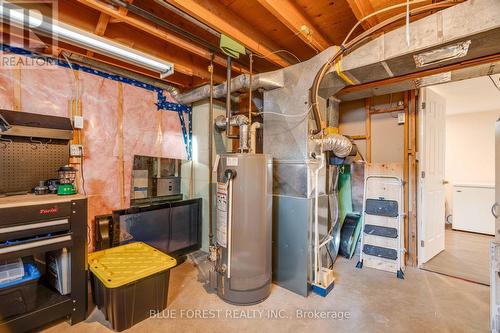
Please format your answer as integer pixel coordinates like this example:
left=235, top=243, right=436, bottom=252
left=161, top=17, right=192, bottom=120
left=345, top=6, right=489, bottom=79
left=258, top=105, right=312, bottom=118
left=310, top=0, right=463, bottom=135
left=488, top=75, right=500, bottom=92
left=253, top=49, right=302, bottom=64
left=61, top=51, right=79, bottom=105
left=292, top=29, right=321, bottom=54
left=62, top=51, right=86, bottom=196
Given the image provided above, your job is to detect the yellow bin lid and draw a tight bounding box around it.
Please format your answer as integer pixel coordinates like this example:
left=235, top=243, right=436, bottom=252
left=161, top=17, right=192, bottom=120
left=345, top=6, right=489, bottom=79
left=88, top=242, right=177, bottom=288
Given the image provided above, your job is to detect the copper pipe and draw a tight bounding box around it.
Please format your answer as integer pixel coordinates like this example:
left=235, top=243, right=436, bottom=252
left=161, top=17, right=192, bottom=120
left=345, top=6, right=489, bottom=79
left=248, top=53, right=253, bottom=125
left=226, top=56, right=239, bottom=139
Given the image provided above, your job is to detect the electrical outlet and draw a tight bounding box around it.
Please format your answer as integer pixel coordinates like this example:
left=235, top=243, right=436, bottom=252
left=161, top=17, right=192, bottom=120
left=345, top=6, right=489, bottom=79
left=397, top=112, right=405, bottom=125
left=73, top=116, right=84, bottom=129
left=70, top=144, right=84, bottom=157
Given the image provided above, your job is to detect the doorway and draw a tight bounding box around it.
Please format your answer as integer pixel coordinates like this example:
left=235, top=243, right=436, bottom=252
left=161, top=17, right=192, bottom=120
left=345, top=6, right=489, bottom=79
left=418, top=75, right=499, bottom=285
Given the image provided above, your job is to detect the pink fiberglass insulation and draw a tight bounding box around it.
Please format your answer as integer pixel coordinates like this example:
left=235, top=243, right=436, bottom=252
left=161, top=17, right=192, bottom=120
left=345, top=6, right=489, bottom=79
left=121, top=84, right=187, bottom=206
left=0, top=54, right=188, bottom=251
left=79, top=72, right=122, bottom=243
left=0, top=62, right=14, bottom=110
left=20, top=64, right=74, bottom=118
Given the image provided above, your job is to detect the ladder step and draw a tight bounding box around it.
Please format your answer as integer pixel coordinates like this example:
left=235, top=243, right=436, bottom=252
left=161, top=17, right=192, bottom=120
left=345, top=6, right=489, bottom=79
left=365, top=199, right=399, bottom=217
left=364, top=224, right=398, bottom=238
left=363, top=244, right=398, bottom=260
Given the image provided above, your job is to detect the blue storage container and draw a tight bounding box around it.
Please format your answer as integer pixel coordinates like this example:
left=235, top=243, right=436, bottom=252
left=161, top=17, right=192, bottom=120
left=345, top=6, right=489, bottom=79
left=0, top=263, right=41, bottom=320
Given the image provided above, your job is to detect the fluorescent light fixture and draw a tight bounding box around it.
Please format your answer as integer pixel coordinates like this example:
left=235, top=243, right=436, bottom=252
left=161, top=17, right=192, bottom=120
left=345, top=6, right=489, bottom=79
left=0, top=1, right=174, bottom=78
left=414, top=72, right=451, bottom=88
left=414, top=40, right=471, bottom=68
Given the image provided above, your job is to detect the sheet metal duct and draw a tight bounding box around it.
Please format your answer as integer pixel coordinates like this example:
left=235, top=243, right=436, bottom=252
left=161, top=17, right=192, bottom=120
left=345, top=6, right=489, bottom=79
left=330, top=0, right=500, bottom=100
left=177, top=70, right=285, bottom=104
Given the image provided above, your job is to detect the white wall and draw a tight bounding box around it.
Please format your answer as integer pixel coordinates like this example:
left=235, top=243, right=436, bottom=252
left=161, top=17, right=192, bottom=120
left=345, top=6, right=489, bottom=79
left=444, top=110, right=499, bottom=214
left=339, top=93, right=405, bottom=163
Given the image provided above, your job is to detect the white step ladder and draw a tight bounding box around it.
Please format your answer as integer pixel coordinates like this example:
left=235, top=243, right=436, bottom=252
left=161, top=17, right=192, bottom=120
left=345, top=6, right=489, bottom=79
left=356, top=175, right=405, bottom=279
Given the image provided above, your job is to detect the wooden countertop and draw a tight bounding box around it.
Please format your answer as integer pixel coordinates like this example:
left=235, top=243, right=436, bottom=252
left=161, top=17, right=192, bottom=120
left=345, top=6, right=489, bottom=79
left=0, top=194, right=87, bottom=209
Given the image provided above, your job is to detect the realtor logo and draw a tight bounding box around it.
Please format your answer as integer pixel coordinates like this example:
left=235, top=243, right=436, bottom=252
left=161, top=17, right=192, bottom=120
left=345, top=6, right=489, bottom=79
left=0, top=0, right=59, bottom=68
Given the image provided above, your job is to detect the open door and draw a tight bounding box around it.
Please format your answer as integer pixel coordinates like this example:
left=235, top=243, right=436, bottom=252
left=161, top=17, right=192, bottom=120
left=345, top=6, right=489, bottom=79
left=494, top=118, right=500, bottom=236
left=418, top=87, right=446, bottom=265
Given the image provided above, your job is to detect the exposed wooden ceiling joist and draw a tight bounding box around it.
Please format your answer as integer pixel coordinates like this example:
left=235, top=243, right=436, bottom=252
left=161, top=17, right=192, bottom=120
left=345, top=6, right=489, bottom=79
left=338, top=53, right=500, bottom=97
left=163, top=0, right=292, bottom=67
left=53, top=0, right=229, bottom=83
left=0, top=28, right=194, bottom=88
left=77, top=0, right=247, bottom=74
left=94, top=12, right=111, bottom=36
left=86, top=12, right=110, bottom=57
left=255, top=0, right=331, bottom=51
left=346, top=0, right=379, bottom=30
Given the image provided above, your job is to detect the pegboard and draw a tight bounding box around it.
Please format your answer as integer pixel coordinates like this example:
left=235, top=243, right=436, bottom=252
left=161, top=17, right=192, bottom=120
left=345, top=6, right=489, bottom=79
left=0, top=140, right=69, bottom=194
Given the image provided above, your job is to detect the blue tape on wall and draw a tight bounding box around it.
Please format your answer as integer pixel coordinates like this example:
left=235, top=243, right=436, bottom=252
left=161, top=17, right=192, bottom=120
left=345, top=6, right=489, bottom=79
left=1, top=44, right=193, bottom=159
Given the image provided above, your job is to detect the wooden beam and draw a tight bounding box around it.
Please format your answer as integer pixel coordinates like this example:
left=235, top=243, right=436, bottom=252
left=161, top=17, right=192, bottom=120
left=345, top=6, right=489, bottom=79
left=38, top=3, right=227, bottom=83
left=410, top=89, right=418, bottom=266
left=117, top=83, right=125, bottom=209
left=164, top=0, right=291, bottom=67
left=338, top=53, right=500, bottom=96
left=364, top=98, right=371, bottom=163
left=12, top=59, right=22, bottom=111
left=87, top=12, right=111, bottom=57
left=255, top=0, right=330, bottom=51
left=346, top=0, right=379, bottom=30
left=0, top=29, right=196, bottom=88
left=77, top=0, right=248, bottom=74
left=350, top=134, right=366, bottom=140
left=370, top=105, right=405, bottom=115
left=403, top=91, right=409, bottom=266
left=94, top=12, right=111, bottom=36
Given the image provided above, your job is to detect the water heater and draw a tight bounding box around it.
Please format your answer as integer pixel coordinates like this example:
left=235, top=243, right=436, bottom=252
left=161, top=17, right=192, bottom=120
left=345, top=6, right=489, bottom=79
left=209, top=153, right=272, bottom=304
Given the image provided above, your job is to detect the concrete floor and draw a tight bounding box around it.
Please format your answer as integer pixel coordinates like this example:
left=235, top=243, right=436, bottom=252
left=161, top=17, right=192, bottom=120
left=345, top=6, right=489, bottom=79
left=40, top=253, right=489, bottom=333
left=422, top=227, right=492, bottom=285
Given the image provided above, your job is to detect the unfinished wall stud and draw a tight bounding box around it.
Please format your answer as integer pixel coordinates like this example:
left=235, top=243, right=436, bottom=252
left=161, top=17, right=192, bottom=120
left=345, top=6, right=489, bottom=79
left=13, top=59, right=22, bottom=111
left=410, top=89, right=418, bottom=266
left=403, top=91, right=410, bottom=265
left=117, top=83, right=125, bottom=208
left=364, top=98, right=372, bottom=163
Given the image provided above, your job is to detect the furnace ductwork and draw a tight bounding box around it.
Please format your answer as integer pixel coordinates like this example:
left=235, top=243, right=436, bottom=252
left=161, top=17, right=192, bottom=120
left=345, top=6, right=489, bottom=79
left=215, top=114, right=250, bottom=152
left=177, top=70, right=284, bottom=104
left=214, top=114, right=249, bottom=130
left=314, top=134, right=353, bottom=158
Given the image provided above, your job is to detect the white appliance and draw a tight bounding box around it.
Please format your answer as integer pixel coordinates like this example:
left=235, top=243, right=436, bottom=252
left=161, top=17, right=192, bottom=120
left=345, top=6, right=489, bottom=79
left=491, top=119, right=500, bottom=332
left=452, top=183, right=495, bottom=235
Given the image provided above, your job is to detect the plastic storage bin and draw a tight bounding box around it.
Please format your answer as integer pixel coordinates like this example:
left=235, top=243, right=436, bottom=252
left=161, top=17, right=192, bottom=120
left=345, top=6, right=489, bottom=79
left=0, top=258, right=24, bottom=284
left=88, top=242, right=177, bottom=332
left=0, top=263, right=40, bottom=320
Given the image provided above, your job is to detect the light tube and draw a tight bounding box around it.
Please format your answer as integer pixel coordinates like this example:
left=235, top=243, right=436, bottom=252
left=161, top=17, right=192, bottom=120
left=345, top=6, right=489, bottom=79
left=0, top=1, right=174, bottom=78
